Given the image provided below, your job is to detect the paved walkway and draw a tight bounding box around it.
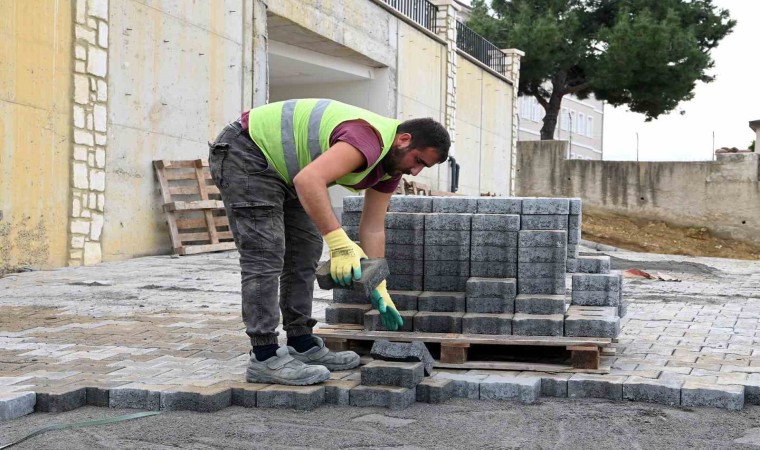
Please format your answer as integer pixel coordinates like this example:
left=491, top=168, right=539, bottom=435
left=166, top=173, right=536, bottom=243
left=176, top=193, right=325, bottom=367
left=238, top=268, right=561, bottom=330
left=1, top=244, right=759, bottom=412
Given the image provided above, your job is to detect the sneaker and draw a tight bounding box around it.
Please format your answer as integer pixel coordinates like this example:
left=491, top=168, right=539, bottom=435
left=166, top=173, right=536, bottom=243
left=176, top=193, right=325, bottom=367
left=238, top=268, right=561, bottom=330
left=246, top=346, right=330, bottom=386
left=287, top=336, right=360, bottom=371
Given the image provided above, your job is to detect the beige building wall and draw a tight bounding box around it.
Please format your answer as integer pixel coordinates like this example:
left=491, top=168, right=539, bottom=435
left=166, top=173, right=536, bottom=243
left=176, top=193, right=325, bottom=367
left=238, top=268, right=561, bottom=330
left=0, top=1, right=73, bottom=271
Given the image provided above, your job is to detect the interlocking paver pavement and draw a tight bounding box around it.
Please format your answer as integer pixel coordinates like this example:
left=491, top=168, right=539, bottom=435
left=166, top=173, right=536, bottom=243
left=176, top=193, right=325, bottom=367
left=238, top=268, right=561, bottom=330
left=1, top=244, right=760, bottom=416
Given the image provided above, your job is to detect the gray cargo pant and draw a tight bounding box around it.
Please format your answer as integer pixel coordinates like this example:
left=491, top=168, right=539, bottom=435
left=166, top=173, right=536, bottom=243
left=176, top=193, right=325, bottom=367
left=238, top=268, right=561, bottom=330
left=208, top=121, right=323, bottom=347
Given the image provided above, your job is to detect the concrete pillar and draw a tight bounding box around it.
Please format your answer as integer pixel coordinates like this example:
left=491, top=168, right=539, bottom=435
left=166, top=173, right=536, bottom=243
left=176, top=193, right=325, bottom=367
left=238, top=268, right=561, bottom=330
left=252, top=0, right=269, bottom=108
left=502, top=48, right=525, bottom=196
left=750, top=120, right=760, bottom=153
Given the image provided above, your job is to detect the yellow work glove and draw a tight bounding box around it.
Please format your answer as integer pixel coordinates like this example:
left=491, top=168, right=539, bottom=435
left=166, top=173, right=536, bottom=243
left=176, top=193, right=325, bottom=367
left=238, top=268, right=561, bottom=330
left=324, top=228, right=367, bottom=286
left=370, top=280, right=404, bottom=331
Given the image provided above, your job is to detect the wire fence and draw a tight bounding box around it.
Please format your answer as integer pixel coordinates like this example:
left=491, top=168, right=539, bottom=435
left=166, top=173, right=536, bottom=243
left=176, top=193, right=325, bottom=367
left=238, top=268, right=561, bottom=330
left=456, top=20, right=506, bottom=74
left=381, top=0, right=438, bottom=34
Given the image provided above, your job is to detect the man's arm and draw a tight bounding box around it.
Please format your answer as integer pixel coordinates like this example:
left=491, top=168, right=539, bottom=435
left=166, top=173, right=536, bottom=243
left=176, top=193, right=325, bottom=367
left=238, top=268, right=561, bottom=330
left=359, top=188, right=392, bottom=258
left=292, top=141, right=365, bottom=235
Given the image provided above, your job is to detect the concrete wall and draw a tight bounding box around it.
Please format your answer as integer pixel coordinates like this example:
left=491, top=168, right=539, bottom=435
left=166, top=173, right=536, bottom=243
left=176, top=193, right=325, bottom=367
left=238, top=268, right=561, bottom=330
left=102, top=0, right=253, bottom=260
left=516, top=140, right=760, bottom=244
left=0, top=1, right=73, bottom=270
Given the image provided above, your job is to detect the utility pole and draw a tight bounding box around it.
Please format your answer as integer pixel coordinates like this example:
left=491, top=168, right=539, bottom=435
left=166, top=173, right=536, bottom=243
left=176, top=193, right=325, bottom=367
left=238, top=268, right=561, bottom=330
left=636, top=132, right=639, bottom=162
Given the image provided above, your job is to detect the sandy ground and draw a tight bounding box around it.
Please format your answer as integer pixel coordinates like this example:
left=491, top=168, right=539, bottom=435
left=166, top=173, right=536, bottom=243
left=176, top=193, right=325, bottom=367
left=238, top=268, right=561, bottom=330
left=1, top=400, right=760, bottom=449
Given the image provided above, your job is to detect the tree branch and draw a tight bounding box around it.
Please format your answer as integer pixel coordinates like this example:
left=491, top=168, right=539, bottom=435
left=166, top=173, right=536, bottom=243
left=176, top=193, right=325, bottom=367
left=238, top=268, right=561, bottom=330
left=564, top=82, right=590, bottom=95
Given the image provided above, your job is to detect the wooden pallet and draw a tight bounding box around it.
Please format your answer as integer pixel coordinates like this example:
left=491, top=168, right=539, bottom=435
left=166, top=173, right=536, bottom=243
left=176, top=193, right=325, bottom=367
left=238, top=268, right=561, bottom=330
left=315, top=325, right=612, bottom=374
left=153, top=159, right=236, bottom=255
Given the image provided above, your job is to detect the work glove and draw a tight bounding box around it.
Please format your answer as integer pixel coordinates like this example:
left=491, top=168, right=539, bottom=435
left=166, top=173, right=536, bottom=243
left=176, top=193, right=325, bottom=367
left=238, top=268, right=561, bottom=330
left=370, top=280, right=404, bottom=331
left=324, top=228, right=367, bottom=286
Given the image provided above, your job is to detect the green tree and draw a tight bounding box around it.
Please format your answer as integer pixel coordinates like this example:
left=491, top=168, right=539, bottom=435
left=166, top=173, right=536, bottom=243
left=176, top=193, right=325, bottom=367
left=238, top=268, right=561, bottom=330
left=467, top=0, right=735, bottom=139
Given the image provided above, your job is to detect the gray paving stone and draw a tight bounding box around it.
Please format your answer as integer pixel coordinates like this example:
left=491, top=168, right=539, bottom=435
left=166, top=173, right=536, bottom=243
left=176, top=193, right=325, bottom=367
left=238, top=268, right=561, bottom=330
left=85, top=387, right=110, bottom=407
left=344, top=225, right=359, bottom=241
left=325, top=304, right=372, bottom=325
left=572, top=273, right=621, bottom=292
left=518, top=262, right=566, bottom=279
left=349, top=385, right=416, bottom=410
left=370, top=339, right=435, bottom=376
left=424, top=213, right=472, bottom=231
left=622, top=376, right=682, bottom=406
left=466, top=277, right=517, bottom=298
left=417, top=291, right=466, bottom=312
left=432, top=372, right=485, bottom=399
left=517, top=278, right=566, bottom=295
left=462, top=313, right=512, bottom=335
left=364, top=310, right=416, bottom=332
left=388, top=195, right=433, bottom=213
left=386, top=229, right=425, bottom=245
left=518, top=372, right=570, bottom=398
left=416, top=378, right=454, bottom=403
left=414, top=312, right=464, bottom=333
left=425, top=230, right=472, bottom=246
left=466, top=296, right=515, bottom=314
left=35, top=387, right=86, bottom=413
left=470, top=262, right=517, bottom=278
left=571, top=290, right=619, bottom=307
left=568, top=374, right=626, bottom=401
left=341, top=211, right=361, bottom=226
left=431, top=196, right=479, bottom=213
left=109, top=385, right=164, bottom=411
left=471, top=230, right=518, bottom=247
left=566, top=258, right=578, bottom=273
left=518, top=247, right=567, bottom=263
left=515, top=294, right=566, bottom=315
left=424, top=245, right=470, bottom=261
left=361, top=360, right=425, bottom=388
left=386, top=244, right=424, bottom=261
left=479, top=375, right=541, bottom=403
left=386, top=213, right=425, bottom=229
left=229, top=384, right=266, bottom=408
left=0, top=392, right=35, bottom=421
left=568, top=227, right=581, bottom=245
left=324, top=380, right=361, bottom=405
left=423, top=276, right=468, bottom=292
left=567, top=244, right=579, bottom=258
left=333, top=289, right=371, bottom=304
left=681, top=380, right=744, bottom=410
left=471, top=214, right=520, bottom=231
left=316, top=259, right=389, bottom=296
left=387, top=259, right=424, bottom=276
left=343, top=196, right=364, bottom=212
left=160, top=387, right=231, bottom=412
left=512, top=313, right=564, bottom=336
left=522, top=198, right=570, bottom=215
left=518, top=230, right=567, bottom=248
left=568, top=214, right=582, bottom=230
left=424, top=260, right=470, bottom=277
left=256, top=385, right=325, bottom=411
left=521, top=214, right=569, bottom=230
left=744, top=375, right=760, bottom=405
left=470, top=246, right=517, bottom=262
left=564, top=314, right=620, bottom=338
left=569, top=198, right=582, bottom=215
left=387, top=290, right=421, bottom=311
left=477, top=197, right=522, bottom=214
left=386, top=274, right=423, bottom=291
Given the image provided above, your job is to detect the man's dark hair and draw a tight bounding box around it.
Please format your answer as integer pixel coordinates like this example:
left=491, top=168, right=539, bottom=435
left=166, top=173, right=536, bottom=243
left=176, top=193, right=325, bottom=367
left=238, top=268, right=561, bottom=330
left=397, top=118, right=451, bottom=163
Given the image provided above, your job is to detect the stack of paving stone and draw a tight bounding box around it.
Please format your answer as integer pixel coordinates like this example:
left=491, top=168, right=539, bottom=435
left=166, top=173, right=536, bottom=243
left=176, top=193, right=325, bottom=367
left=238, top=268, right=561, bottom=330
left=326, top=195, right=626, bottom=340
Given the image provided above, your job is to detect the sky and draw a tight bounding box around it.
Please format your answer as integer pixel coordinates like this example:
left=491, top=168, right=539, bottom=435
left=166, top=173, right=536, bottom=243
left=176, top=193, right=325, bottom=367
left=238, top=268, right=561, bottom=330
left=602, top=0, right=760, bottom=161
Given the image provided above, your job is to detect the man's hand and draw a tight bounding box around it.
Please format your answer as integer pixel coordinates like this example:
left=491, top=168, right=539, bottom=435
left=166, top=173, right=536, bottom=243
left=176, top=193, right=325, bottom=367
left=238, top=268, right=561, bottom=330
left=370, top=280, right=403, bottom=331
left=324, top=228, right=367, bottom=286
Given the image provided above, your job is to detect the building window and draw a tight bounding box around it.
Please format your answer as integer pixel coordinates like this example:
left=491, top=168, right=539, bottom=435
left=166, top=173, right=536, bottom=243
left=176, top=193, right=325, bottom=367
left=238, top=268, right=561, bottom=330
left=569, top=110, right=576, bottom=134
left=532, top=99, right=542, bottom=122
left=578, top=113, right=586, bottom=136
left=587, top=116, right=594, bottom=137
left=560, top=108, right=569, bottom=131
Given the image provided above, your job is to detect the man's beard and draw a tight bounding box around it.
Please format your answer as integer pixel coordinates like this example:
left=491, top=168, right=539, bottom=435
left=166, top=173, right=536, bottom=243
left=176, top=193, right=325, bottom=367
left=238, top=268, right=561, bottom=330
left=382, top=144, right=411, bottom=177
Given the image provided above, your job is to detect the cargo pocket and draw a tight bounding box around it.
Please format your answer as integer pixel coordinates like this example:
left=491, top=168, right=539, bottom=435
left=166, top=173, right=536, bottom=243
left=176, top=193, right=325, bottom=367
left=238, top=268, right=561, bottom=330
left=208, top=142, right=230, bottom=188
left=230, top=202, right=284, bottom=251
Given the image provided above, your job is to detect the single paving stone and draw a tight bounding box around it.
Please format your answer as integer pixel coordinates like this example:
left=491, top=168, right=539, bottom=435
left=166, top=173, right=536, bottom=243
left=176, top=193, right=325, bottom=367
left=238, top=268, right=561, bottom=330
left=316, top=258, right=390, bottom=296
left=425, top=230, right=472, bottom=246
left=86, top=387, right=110, bottom=407
left=471, top=230, right=518, bottom=247
left=520, top=214, right=569, bottom=230
left=512, top=314, right=564, bottom=336
left=470, top=262, right=517, bottom=278
left=521, top=198, right=570, bottom=215
left=387, top=290, right=421, bottom=311
left=744, top=374, right=760, bottom=405
left=622, top=376, right=682, bottom=406
left=343, top=196, right=364, bottom=212
left=479, top=375, right=541, bottom=404
left=386, top=228, right=425, bottom=245
left=386, top=274, right=423, bottom=291
left=466, top=277, right=517, bottom=298
left=341, top=211, right=361, bottom=226
left=466, top=296, right=515, bottom=314
left=386, top=244, right=425, bottom=261
left=470, top=246, right=517, bottom=262
left=571, top=290, right=619, bottom=307
left=518, top=247, right=567, bottom=263
left=333, top=289, right=371, bottom=304
left=424, top=260, right=470, bottom=277
left=568, top=213, right=582, bottom=230
left=109, top=384, right=167, bottom=411
left=517, top=278, right=566, bottom=295
left=568, top=374, right=626, bottom=401
left=424, top=213, right=472, bottom=231
left=567, top=227, right=581, bottom=245
left=417, top=291, right=466, bottom=312
left=566, top=258, right=578, bottom=273
left=432, top=372, right=485, bottom=399
left=364, top=310, right=416, bottom=332
left=385, top=213, right=426, bottom=230
left=681, top=380, right=744, bottom=410
left=572, top=273, right=621, bottom=292
left=518, top=372, right=570, bottom=398
left=349, top=385, right=416, bottom=410
left=220, top=382, right=269, bottom=408
left=476, top=197, right=522, bottom=214
left=361, top=361, right=425, bottom=389
left=569, top=198, right=582, bottom=215
left=423, top=275, right=468, bottom=292
left=370, top=339, right=435, bottom=376
left=518, top=262, right=567, bottom=279
left=576, top=256, right=611, bottom=274
left=416, top=378, right=454, bottom=403
left=160, top=386, right=231, bottom=412
left=462, top=313, right=512, bottom=335
left=564, top=314, right=620, bottom=338
left=431, top=196, right=479, bottom=213
left=344, top=225, right=359, bottom=241
left=424, top=245, right=470, bottom=261
left=387, top=259, right=424, bottom=276
left=35, top=386, right=87, bottom=413
left=414, top=312, right=464, bottom=333
left=518, top=230, right=567, bottom=248
left=325, top=304, right=372, bottom=325
left=324, top=380, right=361, bottom=406
left=515, top=294, right=566, bottom=315
left=388, top=195, right=433, bottom=213
left=0, top=391, right=35, bottom=421
left=256, top=385, right=325, bottom=411
left=567, top=244, right=579, bottom=258
left=471, top=214, right=521, bottom=231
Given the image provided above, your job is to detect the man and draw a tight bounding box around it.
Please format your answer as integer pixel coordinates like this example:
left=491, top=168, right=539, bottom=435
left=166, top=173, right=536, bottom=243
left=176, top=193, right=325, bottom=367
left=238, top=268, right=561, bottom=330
left=208, top=99, right=450, bottom=386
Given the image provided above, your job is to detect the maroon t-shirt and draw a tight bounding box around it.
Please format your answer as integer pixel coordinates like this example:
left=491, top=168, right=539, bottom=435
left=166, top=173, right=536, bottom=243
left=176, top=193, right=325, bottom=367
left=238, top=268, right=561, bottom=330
left=240, top=112, right=400, bottom=193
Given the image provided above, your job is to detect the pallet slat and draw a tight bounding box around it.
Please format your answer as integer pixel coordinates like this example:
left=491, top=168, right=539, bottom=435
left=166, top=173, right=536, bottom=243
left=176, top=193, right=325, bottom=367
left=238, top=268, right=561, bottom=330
left=164, top=200, right=225, bottom=212
left=180, top=231, right=233, bottom=243
left=176, top=216, right=229, bottom=230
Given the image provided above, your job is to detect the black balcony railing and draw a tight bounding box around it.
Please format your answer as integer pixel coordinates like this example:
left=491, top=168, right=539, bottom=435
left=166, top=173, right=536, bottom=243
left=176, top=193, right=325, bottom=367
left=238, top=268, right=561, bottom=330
left=456, top=20, right=506, bottom=74
left=382, top=0, right=438, bottom=34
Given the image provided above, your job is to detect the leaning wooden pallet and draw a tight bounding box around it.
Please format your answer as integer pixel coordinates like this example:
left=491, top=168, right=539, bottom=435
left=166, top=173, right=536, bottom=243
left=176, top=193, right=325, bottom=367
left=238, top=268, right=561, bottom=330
left=153, top=159, right=236, bottom=255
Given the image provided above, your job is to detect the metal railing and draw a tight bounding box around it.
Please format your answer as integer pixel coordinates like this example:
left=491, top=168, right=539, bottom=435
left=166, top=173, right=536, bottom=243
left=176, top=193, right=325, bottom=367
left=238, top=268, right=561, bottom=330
left=381, top=0, right=438, bottom=34
left=456, top=20, right=506, bottom=74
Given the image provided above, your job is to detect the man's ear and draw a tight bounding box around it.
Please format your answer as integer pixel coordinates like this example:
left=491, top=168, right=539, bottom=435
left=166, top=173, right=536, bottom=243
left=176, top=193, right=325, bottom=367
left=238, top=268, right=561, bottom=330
left=396, top=132, right=412, bottom=146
